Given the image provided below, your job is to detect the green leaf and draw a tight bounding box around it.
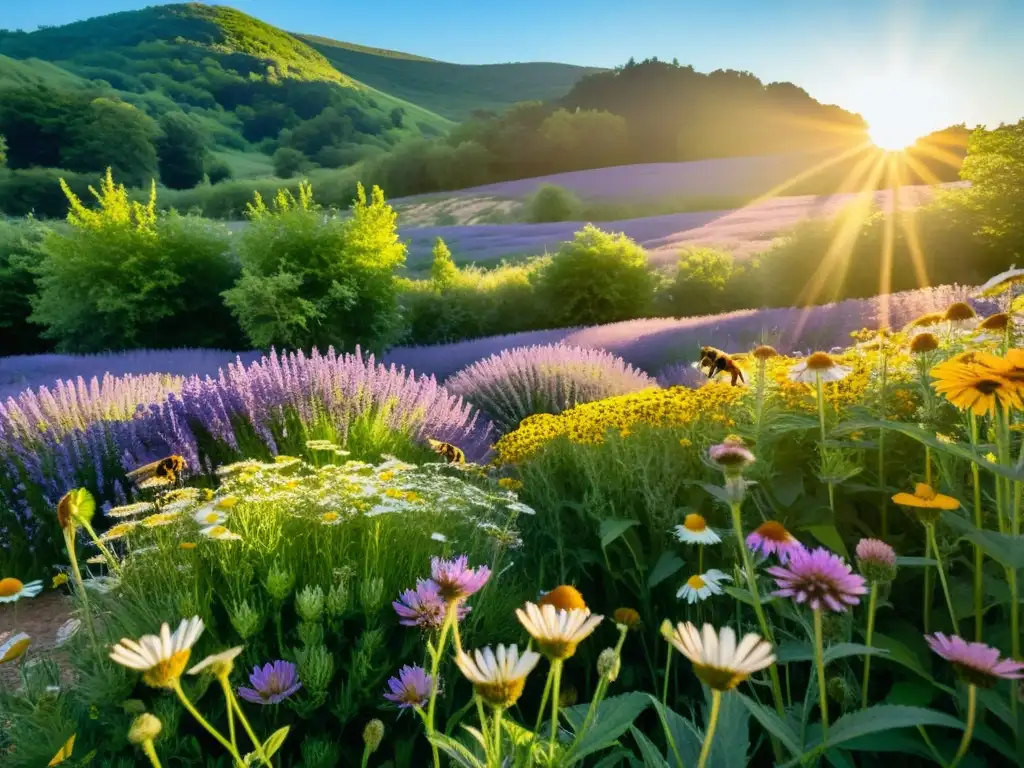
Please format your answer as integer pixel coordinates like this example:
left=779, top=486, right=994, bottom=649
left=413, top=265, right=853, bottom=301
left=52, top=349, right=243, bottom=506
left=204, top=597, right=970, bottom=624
left=631, top=726, right=669, bottom=767
left=824, top=643, right=889, bottom=665
left=737, top=694, right=803, bottom=758
left=701, top=483, right=733, bottom=506
left=564, top=692, right=651, bottom=764
left=775, top=641, right=813, bottom=664
left=884, top=680, right=935, bottom=708
left=647, top=697, right=700, bottom=768
left=870, top=632, right=947, bottom=689
left=802, top=524, right=850, bottom=560
left=262, top=727, right=289, bottom=760
left=841, top=730, right=934, bottom=759
left=428, top=733, right=485, bottom=768
left=895, top=556, right=938, bottom=567
left=724, top=585, right=777, bottom=608
left=772, top=470, right=805, bottom=507
left=593, top=748, right=639, bottom=768
left=797, top=705, right=964, bottom=761
left=648, top=551, right=685, bottom=589
left=941, top=511, right=1024, bottom=568
left=705, top=687, right=750, bottom=768
left=824, top=748, right=856, bottom=768
left=600, top=518, right=640, bottom=549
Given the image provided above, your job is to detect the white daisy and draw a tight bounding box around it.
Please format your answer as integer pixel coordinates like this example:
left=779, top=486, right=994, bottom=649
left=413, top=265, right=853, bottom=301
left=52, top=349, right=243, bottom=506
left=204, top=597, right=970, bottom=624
left=0, top=632, right=31, bottom=663
left=188, top=645, right=244, bottom=677
left=0, top=578, right=44, bottom=603
left=515, top=602, right=603, bottom=660
left=55, top=619, right=81, bottom=648
left=676, top=569, right=732, bottom=604
left=674, top=513, right=722, bottom=545
left=431, top=532, right=448, bottom=542
left=661, top=621, right=775, bottom=691
left=109, top=616, right=204, bottom=688
left=193, top=506, right=227, bottom=527
left=455, top=644, right=541, bottom=708
left=788, top=352, right=852, bottom=384
left=200, top=525, right=242, bottom=541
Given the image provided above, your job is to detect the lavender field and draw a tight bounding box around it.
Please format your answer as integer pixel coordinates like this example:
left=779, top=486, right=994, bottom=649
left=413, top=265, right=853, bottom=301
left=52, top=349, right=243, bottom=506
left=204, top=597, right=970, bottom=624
left=3, top=284, right=990, bottom=397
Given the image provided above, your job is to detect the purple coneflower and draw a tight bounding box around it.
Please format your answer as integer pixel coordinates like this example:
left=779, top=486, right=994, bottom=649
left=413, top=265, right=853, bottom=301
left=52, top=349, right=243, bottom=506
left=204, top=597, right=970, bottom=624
left=393, top=580, right=471, bottom=630
left=855, top=538, right=898, bottom=583
left=746, top=521, right=804, bottom=563
left=926, top=633, right=1024, bottom=688
left=383, top=664, right=433, bottom=708
left=430, top=555, right=490, bottom=602
left=708, top=439, right=755, bottom=474
left=237, top=660, right=302, bottom=704
left=767, top=547, right=867, bottom=613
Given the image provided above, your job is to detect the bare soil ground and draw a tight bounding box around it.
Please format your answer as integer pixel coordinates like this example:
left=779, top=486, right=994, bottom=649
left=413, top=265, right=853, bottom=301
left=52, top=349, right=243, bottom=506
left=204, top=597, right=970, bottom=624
left=0, top=592, right=73, bottom=689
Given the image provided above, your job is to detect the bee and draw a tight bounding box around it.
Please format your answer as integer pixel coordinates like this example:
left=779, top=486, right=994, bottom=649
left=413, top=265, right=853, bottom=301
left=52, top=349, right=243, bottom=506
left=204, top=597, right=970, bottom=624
left=126, top=455, right=187, bottom=489
left=697, top=346, right=746, bottom=386
left=427, top=439, right=466, bottom=464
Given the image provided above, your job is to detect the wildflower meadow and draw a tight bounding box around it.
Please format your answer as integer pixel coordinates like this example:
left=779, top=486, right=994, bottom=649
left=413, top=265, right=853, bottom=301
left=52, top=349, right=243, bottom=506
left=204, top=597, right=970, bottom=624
left=2, top=265, right=1024, bottom=767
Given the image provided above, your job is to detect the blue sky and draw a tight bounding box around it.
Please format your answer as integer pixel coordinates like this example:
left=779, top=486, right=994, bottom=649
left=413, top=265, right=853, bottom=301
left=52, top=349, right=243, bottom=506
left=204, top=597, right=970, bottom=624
left=5, top=0, right=1022, bottom=130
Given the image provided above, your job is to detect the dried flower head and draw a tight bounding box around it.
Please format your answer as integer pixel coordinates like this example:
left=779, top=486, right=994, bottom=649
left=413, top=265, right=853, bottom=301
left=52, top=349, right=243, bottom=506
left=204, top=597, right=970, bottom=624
left=909, top=311, right=945, bottom=328
left=752, top=345, right=778, bottom=360
left=944, top=302, right=977, bottom=323
left=979, top=313, right=1010, bottom=331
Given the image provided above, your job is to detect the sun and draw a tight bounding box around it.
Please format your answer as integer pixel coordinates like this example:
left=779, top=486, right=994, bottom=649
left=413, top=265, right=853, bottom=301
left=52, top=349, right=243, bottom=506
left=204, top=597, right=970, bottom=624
left=844, top=69, right=951, bottom=152
left=868, top=117, right=922, bottom=152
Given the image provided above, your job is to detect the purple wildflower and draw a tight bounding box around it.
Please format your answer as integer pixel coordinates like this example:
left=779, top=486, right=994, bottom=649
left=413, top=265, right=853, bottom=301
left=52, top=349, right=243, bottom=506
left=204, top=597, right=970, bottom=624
left=767, top=547, right=867, bottom=613
left=927, top=633, right=1024, bottom=688
left=708, top=439, right=755, bottom=473
left=393, top=580, right=445, bottom=629
left=746, top=521, right=804, bottom=563
left=430, top=555, right=490, bottom=602
left=237, top=661, right=302, bottom=704
left=855, top=538, right=898, bottom=583
left=383, top=664, right=433, bottom=708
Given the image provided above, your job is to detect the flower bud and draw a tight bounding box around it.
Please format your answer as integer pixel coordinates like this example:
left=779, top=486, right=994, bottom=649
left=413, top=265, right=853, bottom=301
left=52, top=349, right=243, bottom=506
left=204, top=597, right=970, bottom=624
left=265, top=561, right=295, bottom=602
left=362, top=719, right=384, bottom=753
left=295, top=585, right=325, bottom=622
left=128, top=713, right=162, bottom=745
left=228, top=598, right=262, bottom=640
left=597, top=648, right=621, bottom=682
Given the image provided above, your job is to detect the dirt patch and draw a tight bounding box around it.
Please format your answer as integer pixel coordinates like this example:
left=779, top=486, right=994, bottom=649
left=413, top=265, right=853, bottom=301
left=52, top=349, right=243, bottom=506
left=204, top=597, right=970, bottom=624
left=0, top=591, right=73, bottom=689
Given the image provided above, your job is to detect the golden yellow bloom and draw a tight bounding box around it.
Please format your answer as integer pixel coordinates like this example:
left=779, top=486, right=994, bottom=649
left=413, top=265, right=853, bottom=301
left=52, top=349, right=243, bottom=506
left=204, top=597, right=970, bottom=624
left=215, top=496, right=239, bottom=510
left=179, top=542, right=197, bottom=550
left=931, top=358, right=1023, bottom=416
left=498, top=477, right=524, bottom=491
left=0, top=632, right=31, bottom=663
left=538, top=585, right=587, bottom=612
left=893, top=483, right=959, bottom=524
left=52, top=572, right=69, bottom=589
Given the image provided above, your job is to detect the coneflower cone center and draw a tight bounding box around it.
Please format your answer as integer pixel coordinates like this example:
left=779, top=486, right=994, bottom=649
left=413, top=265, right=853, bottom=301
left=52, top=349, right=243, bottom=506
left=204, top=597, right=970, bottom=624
left=975, top=379, right=1003, bottom=395
left=475, top=677, right=526, bottom=708
left=694, top=663, right=748, bottom=691
left=683, top=514, right=707, bottom=532
left=952, top=663, right=999, bottom=689
left=756, top=521, right=790, bottom=542
left=805, top=352, right=836, bottom=370
left=0, top=578, right=24, bottom=597
left=143, top=650, right=191, bottom=688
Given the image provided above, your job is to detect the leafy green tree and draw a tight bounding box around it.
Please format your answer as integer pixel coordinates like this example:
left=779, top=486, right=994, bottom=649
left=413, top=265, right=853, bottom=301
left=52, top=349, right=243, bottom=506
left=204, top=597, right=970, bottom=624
left=155, top=112, right=208, bottom=189
left=525, top=183, right=580, bottom=223
left=223, top=181, right=407, bottom=352
left=429, top=237, right=458, bottom=289
left=0, top=134, right=6, bottom=168
left=30, top=169, right=241, bottom=351
left=657, top=247, right=735, bottom=317
left=534, top=224, right=656, bottom=326
left=0, top=218, right=51, bottom=355
left=272, top=147, right=306, bottom=178
left=959, top=121, right=1024, bottom=254
left=61, top=97, right=159, bottom=187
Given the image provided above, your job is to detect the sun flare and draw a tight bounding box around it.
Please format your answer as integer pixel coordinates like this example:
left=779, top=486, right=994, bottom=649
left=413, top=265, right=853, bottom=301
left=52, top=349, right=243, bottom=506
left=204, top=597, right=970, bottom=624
left=845, top=68, right=952, bottom=152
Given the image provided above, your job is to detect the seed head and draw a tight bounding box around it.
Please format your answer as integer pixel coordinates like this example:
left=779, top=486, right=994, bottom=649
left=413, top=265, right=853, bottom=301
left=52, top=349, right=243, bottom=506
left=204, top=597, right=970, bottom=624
left=362, top=719, right=384, bottom=753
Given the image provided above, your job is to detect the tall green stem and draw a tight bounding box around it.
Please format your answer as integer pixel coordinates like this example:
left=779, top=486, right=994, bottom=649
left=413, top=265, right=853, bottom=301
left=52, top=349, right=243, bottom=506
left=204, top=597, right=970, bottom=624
left=492, top=707, right=504, bottom=767
left=815, top=374, right=836, bottom=516
left=533, top=664, right=554, bottom=738
left=63, top=528, right=97, bottom=652
left=814, top=609, right=829, bottom=739
left=754, top=361, right=767, bottom=449
left=172, top=681, right=245, bottom=766
left=928, top=524, right=960, bottom=634
left=878, top=348, right=889, bottom=538
left=697, top=690, right=723, bottom=768
left=861, top=585, right=878, bottom=708
left=661, top=646, right=672, bottom=707
left=548, top=660, right=563, bottom=761
left=969, top=413, right=985, bottom=641
left=923, top=532, right=933, bottom=634
left=80, top=520, right=122, bottom=575
left=141, top=740, right=163, bottom=768
left=224, top=680, right=271, bottom=766
left=426, top=605, right=457, bottom=768
left=949, top=685, right=977, bottom=768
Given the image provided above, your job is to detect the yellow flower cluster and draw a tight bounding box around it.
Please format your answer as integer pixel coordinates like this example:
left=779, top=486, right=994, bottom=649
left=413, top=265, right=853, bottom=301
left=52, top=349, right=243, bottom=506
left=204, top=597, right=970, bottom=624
left=494, top=383, right=744, bottom=464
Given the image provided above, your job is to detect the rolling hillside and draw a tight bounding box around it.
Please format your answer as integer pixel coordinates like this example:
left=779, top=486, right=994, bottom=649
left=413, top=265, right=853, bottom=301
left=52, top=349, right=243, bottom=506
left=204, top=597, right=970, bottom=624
left=299, top=34, right=605, bottom=121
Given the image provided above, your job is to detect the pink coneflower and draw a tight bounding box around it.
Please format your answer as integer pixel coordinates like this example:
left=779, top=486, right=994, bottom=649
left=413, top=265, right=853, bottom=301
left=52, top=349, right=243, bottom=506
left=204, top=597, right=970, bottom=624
left=383, top=664, right=433, bottom=708
left=746, top=521, right=804, bottom=563
left=708, top=439, right=755, bottom=474
left=392, top=580, right=470, bottom=630
left=430, top=555, right=490, bottom=602
left=855, top=538, right=898, bottom=584
left=767, top=547, right=867, bottom=613
left=926, top=633, right=1024, bottom=688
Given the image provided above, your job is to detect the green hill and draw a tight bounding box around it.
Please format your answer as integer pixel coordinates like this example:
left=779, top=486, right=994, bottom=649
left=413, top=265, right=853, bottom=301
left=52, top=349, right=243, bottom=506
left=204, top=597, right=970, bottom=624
left=298, top=33, right=605, bottom=120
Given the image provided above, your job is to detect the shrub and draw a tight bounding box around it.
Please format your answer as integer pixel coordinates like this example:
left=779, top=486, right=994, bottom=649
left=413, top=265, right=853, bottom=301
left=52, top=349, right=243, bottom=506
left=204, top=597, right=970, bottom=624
left=0, top=167, right=102, bottom=218
left=445, top=344, right=655, bottom=433
left=223, top=181, right=406, bottom=352
left=0, top=218, right=51, bottom=356
left=272, top=146, right=308, bottom=178
left=524, top=183, right=581, bottom=223
left=533, top=224, right=656, bottom=326
left=656, top=246, right=735, bottom=317
left=429, top=236, right=458, bottom=288
left=29, top=170, right=242, bottom=352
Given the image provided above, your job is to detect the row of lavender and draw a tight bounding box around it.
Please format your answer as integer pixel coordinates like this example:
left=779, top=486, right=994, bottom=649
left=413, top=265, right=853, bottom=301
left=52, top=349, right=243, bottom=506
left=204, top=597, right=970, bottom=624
left=0, top=283, right=990, bottom=572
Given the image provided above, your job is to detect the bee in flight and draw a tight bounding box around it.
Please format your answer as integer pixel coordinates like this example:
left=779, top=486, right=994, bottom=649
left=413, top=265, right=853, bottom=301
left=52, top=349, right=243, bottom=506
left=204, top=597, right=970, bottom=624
left=126, top=455, right=187, bottom=489
left=697, top=346, right=746, bottom=386
left=427, top=439, right=466, bottom=464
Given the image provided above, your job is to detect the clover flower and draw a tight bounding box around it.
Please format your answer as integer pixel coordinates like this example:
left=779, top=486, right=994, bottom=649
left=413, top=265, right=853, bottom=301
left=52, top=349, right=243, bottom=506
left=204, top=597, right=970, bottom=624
left=746, top=521, right=804, bottom=563
left=383, top=664, right=433, bottom=709
left=662, top=622, right=775, bottom=691
left=926, top=633, right=1024, bottom=688
left=429, top=555, right=490, bottom=602
left=237, top=660, right=302, bottom=704
left=767, top=547, right=867, bottom=613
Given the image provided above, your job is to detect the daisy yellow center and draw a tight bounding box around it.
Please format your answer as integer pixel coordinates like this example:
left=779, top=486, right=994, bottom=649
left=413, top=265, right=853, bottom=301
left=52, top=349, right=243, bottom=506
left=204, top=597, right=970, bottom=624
left=683, top=514, right=708, bottom=532
left=215, top=497, right=238, bottom=509
left=539, top=638, right=580, bottom=660
left=805, top=352, right=836, bottom=370
left=208, top=526, right=228, bottom=537
left=179, top=542, right=196, bottom=550
left=322, top=512, right=340, bottom=523
left=200, top=513, right=220, bottom=524
left=475, top=677, right=526, bottom=709
left=0, top=637, right=31, bottom=663
left=142, top=649, right=191, bottom=688
left=693, top=663, right=749, bottom=691
left=686, top=575, right=707, bottom=589
left=538, top=585, right=587, bottom=612
left=755, top=521, right=791, bottom=542
left=0, top=577, right=24, bottom=597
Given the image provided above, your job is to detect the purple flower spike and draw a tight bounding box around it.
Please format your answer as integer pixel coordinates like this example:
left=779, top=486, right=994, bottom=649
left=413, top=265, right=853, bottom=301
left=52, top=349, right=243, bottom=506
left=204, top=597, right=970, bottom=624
left=926, top=632, right=1024, bottom=688
left=384, top=664, right=433, bottom=708
left=767, top=547, right=867, bottom=613
left=430, top=555, right=490, bottom=602
left=237, top=660, right=302, bottom=704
